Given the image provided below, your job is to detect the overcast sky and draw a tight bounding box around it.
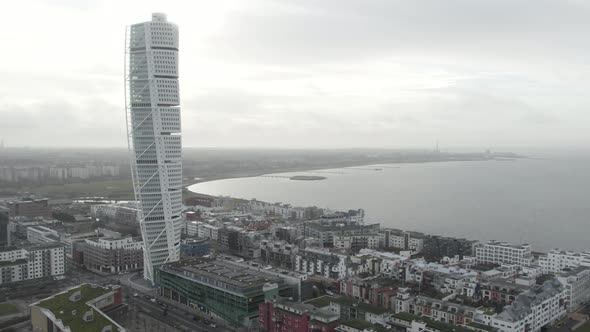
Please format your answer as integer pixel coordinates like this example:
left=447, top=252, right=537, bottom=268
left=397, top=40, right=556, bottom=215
left=1, top=0, right=589, bottom=149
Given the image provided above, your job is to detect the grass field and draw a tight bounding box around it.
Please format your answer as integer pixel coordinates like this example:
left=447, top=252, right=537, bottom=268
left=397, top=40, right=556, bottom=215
left=0, top=303, right=19, bottom=316
left=30, top=179, right=134, bottom=199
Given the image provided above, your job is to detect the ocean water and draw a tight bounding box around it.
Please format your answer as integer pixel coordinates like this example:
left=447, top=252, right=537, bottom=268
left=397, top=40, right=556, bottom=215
left=188, top=151, right=590, bottom=252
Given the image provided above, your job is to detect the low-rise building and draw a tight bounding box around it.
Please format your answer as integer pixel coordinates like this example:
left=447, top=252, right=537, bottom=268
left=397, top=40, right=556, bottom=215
left=27, top=225, right=60, bottom=243
left=157, top=257, right=294, bottom=327
left=30, top=283, right=125, bottom=332
left=304, top=223, right=380, bottom=246
left=260, top=240, right=298, bottom=270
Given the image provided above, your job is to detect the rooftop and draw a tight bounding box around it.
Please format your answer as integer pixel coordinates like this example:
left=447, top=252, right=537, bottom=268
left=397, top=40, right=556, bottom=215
left=304, top=295, right=335, bottom=308
left=34, top=284, right=122, bottom=332
left=331, top=296, right=389, bottom=314
left=495, top=279, right=564, bottom=322
left=161, top=257, right=284, bottom=293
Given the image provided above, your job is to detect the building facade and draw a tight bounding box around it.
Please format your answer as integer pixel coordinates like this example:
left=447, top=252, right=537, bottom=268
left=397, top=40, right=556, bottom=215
left=80, top=236, right=143, bottom=274
left=475, top=241, right=532, bottom=267
left=557, top=267, right=590, bottom=312
left=538, top=249, right=590, bottom=274
left=491, top=279, right=567, bottom=332
left=259, top=298, right=340, bottom=332
left=0, top=243, right=65, bottom=285
left=125, top=13, right=183, bottom=283
left=156, top=258, right=293, bottom=327
left=5, top=198, right=51, bottom=218
left=27, top=225, right=60, bottom=243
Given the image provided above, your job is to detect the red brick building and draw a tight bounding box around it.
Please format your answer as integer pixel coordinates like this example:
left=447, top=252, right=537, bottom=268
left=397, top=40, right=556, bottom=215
left=259, top=299, right=340, bottom=332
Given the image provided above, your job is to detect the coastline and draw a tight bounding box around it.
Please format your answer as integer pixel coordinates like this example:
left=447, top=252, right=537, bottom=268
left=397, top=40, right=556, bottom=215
left=183, top=155, right=523, bottom=195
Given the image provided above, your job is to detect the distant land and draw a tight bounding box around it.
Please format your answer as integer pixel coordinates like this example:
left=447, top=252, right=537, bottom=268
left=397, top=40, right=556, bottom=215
left=0, top=147, right=524, bottom=199
left=289, top=175, right=327, bottom=181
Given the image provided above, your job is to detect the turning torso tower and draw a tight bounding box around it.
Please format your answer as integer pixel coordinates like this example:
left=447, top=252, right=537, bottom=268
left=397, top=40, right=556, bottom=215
left=125, top=13, right=182, bottom=283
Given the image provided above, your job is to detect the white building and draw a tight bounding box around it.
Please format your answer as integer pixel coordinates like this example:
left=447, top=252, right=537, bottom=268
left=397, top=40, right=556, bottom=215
left=557, top=267, right=590, bottom=312
left=538, top=249, right=590, bottom=274
left=475, top=241, right=533, bottom=267
left=84, top=236, right=143, bottom=251
left=294, top=248, right=349, bottom=279
left=0, top=243, right=65, bottom=285
left=379, top=229, right=424, bottom=253
left=186, top=221, right=202, bottom=237
left=27, top=225, right=60, bottom=243
left=198, top=223, right=220, bottom=240
left=126, top=13, right=183, bottom=284
left=491, top=279, right=567, bottom=332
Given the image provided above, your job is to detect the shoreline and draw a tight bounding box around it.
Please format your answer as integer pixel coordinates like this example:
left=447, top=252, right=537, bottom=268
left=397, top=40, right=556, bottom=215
left=183, top=156, right=523, bottom=194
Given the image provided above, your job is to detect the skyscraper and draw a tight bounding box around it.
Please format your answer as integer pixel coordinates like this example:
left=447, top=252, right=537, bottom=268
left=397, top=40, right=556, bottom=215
left=124, top=13, right=183, bottom=284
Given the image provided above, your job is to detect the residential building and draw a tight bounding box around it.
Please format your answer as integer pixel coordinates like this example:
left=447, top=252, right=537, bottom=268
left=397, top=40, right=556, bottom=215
left=126, top=12, right=183, bottom=284
left=334, top=234, right=380, bottom=252
left=422, top=236, right=477, bottom=260
left=156, top=257, right=293, bottom=327
left=475, top=241, right=533, bottom=267
left=79, top=236, right=143, bottom=273
left=556, top=267, right=590, bottom=312
left=538, top=249, right=590, bottom=274
left=198, top=223, right=220, bottom=240
left=491, top=279, right=567, bottom=332
left=295, top=248, right=349, bottom=279
left=380, top=229, right=424, bottom=253
left=260, top=240, right=298, bottom=270
left=480, top=280, right=529, bottom=305
left=27, top=225, right=60, bottom=243
left=0, top=243, right=65, bottom=285
left=259, top=297, right=340, bottom=332
left=90, top=203, right=138, bottom=224
left=30, top=283, right=125, bottom=332
left=304, top=223, right=380, bottom=246
left=5, top=198, right=51, bottom=218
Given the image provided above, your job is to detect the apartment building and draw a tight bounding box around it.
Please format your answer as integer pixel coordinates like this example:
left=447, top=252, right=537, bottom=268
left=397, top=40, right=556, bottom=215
left=380, top=229, right=424, bottom=253
left=556, top=267, right=590, bottom=312
left=295, top=248, right=349, bottom=279
left=304, top=223, right=380, bottom=246
left=538, top=249, right=590, bottom=274
left=475, top=241, right=533, bottom=267
left=333, top=234, right=380, bottom=252
left=0, top=243, right=65, bottom=285
left=491, top=279, right=567, bottom=332
left=80, top=236, right=143, bottom=273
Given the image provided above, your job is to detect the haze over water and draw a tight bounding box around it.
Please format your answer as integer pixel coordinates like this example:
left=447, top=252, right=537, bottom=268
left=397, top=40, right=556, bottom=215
left=188, top=150, right=590, bottom=252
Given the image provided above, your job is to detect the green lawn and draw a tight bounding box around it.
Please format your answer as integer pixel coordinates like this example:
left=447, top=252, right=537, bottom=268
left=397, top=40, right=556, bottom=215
left=0, top=303, right=19, bottom=316
left=31, top=179, right=134, bottom=199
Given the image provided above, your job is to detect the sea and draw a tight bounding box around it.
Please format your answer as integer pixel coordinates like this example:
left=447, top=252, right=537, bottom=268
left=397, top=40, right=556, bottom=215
left=187, top=150, right=590, bottom=252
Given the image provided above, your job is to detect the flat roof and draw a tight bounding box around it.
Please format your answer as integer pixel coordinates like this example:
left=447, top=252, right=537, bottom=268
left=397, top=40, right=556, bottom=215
left=162, top=258, right=283, bottom=292
left=35, top=284, right=121, bottom=332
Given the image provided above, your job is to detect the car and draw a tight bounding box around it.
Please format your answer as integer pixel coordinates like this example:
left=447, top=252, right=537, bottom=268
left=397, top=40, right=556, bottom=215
left=150, top=298, right=157, bottom=303
left=133, top=293, right=139, bottom=297
left=210, top=324, right=217, bottom=328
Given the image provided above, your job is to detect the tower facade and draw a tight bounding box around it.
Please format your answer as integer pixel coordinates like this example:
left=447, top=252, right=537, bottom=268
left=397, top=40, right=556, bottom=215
left=124, top=13, right=182, bottom=283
